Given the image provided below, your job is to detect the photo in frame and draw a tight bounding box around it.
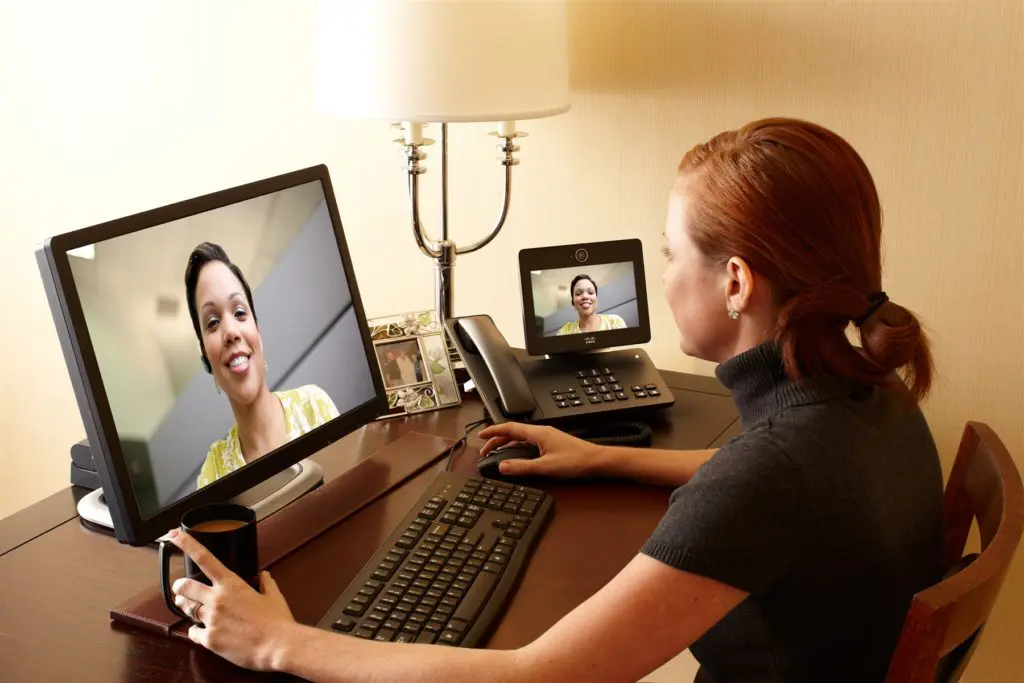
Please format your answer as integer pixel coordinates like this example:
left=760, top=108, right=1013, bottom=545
left=366, top=311, right=462, bottom=418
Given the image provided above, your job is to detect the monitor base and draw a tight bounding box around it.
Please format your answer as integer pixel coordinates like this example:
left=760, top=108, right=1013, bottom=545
left=77, top=459, right=325, bottom=541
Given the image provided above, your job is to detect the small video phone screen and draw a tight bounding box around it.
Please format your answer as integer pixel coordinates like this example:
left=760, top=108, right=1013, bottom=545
left=519, top=239, right=651, bottom=356
left=531, top=264, right=639, bottom=337
left=63, top=179, right=377, bottom=518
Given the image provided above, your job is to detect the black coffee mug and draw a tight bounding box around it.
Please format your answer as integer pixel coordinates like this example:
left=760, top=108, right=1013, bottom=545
left=159, top=502, right=259, bottom=623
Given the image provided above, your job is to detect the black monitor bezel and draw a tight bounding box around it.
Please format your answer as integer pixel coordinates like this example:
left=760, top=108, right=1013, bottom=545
left=518, top=238, right=651, bottom=356
left=39, top=164, right=389, bottom=546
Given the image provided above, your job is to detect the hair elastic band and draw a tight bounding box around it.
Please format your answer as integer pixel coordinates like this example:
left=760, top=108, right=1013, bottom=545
left=854, top=291, right=888, bottom=327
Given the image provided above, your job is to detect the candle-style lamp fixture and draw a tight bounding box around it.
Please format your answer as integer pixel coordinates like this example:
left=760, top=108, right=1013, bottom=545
left=315, top=0, right=571, bottom=326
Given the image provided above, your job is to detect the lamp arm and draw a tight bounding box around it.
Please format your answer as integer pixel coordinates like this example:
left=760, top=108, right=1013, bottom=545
left=457, top=163, right=513, bottom=255
left=407, top=157, right=442, bottom=259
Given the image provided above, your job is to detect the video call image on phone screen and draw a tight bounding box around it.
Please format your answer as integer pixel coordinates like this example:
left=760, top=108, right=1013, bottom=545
left=67, top=180, right=376, bottom=518
left=530, top=262, right=639, bottom=338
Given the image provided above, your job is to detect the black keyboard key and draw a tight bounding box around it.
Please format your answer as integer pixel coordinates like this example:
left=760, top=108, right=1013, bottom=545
left=355, top=627, right=375, bottom=639
left=603, top=395, right=616, bottom=402
left=589, top=396, right=602, bottom=404
left=425, top=618, right=445, bottom=632
left=331, top=618, right=357, bottom=632
left=607, top=375, right=617, bottom=383
left=615, top=392, right=628, bottom=400
left=450, top=567, right=499, bottom=624
left=384, top=618, right=402, bottom=630
left=575, top=370, right=587, bottom=378
left=649, top=389, right=661, bottom=396
left=395, top=633, right=415, bottom=644
left=589, top=369, right=600, bottom=376
left=636, top=390, right=648, bottom=398
left=439, top=630, right=462, bottom=645
left=375, top=629, right=396, bottom=642
left=416, top=630, right=438, bottom=644
left=571, top=399, right=583, bottom=406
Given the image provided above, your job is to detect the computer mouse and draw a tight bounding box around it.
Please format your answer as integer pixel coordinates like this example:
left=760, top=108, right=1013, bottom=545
left=477, top=442, right=541, bottom=482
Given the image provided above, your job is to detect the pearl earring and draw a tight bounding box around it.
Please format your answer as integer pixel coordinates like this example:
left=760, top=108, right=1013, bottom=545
left=214, top=379, right=222, bottom=395
left=728, top=308, right=740, bottom=320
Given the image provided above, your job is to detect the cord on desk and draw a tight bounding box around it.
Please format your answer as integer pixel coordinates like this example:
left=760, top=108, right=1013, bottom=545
left=444, top=413, right=492, bottom=472
left=565, top=421, right=653, bottom=448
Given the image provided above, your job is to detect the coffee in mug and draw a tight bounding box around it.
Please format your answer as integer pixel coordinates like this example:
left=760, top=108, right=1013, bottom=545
left=159, top=502, right=259, bottom=623
left=189, top=519, right=247, bottom=533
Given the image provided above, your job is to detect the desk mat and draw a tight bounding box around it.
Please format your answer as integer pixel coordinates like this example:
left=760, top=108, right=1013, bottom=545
left=110, top=430, right=455, bottom=638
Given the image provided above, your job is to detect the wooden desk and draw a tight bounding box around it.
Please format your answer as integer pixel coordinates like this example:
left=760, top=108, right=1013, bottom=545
left=0, top=371, right=737, bottom=683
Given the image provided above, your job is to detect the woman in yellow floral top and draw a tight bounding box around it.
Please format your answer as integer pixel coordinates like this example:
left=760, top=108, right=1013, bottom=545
left=555, top=274, right=628, bottom=335
left=185, top=242, right=340, bottom=489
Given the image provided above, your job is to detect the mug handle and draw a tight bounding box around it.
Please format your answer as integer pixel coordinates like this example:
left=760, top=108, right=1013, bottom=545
left=159, top=540, right=193, bottom=622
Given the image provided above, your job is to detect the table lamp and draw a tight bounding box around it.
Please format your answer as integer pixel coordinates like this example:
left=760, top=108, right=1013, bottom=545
left=315, top=0, right=571, bottom=327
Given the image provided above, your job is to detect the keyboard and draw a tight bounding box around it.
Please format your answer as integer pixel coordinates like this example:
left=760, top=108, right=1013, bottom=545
left=315, top=471, right=553, bottom=647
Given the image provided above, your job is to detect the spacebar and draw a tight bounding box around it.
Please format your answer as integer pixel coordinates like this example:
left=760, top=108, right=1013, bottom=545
left=451, top=568, right=502, bottom=624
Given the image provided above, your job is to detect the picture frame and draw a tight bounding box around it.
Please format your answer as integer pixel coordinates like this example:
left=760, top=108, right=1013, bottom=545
left=366, top=310, right=462, bottom=418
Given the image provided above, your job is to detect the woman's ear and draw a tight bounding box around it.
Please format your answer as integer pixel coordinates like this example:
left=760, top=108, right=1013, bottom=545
left=724, top=256, right=755, bottom=315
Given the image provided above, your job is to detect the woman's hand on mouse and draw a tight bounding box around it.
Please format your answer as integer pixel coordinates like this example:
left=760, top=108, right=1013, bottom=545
left=478, top=423, right=604, bottom=479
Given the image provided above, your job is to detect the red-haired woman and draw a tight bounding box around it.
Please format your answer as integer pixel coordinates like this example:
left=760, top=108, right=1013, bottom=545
left=168, top=119, right=941, bottom=683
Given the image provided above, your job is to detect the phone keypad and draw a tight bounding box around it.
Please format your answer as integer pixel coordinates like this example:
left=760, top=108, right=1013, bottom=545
left=549, top=372, right=663, bottom=409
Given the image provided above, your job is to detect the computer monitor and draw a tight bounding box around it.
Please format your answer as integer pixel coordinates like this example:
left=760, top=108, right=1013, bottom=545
left=36, top=165, right=388, bottom=546
left=518, top=238, right=651, bottom=356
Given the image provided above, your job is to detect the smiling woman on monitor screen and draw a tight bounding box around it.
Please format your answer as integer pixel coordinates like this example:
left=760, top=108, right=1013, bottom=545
left=185, top=242, right=339, bottom=488
left=555, top=273, right=628, bottom=335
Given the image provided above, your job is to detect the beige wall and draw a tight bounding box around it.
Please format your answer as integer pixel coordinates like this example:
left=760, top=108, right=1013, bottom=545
left=0, top=1, right=1021, bottom=680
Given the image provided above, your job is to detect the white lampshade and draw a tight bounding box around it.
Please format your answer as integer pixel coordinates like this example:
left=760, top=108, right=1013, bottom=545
left=315, top=0, right=571, bottom=123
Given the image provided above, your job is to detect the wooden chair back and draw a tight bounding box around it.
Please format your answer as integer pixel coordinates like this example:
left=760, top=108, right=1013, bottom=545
left=885, top=421, right=1024, bottom=683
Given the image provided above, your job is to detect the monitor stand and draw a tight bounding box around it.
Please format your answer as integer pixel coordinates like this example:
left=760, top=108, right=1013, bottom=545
left=76, top=458, right=325, bottom=539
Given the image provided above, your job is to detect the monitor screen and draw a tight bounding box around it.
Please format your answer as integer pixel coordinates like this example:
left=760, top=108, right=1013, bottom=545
left=530, top=263, right=640, bottom=337
left=38, top=166, right=387, bottom=543
left=518, top=239, right=651, bottom=356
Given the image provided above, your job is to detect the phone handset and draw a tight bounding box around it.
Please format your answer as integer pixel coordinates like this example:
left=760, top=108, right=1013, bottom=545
left=449, top=315, right=537, bottom=420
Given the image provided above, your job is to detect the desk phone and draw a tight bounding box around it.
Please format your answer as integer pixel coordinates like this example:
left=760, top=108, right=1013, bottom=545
left=447, top=239, right=675, bottom=427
